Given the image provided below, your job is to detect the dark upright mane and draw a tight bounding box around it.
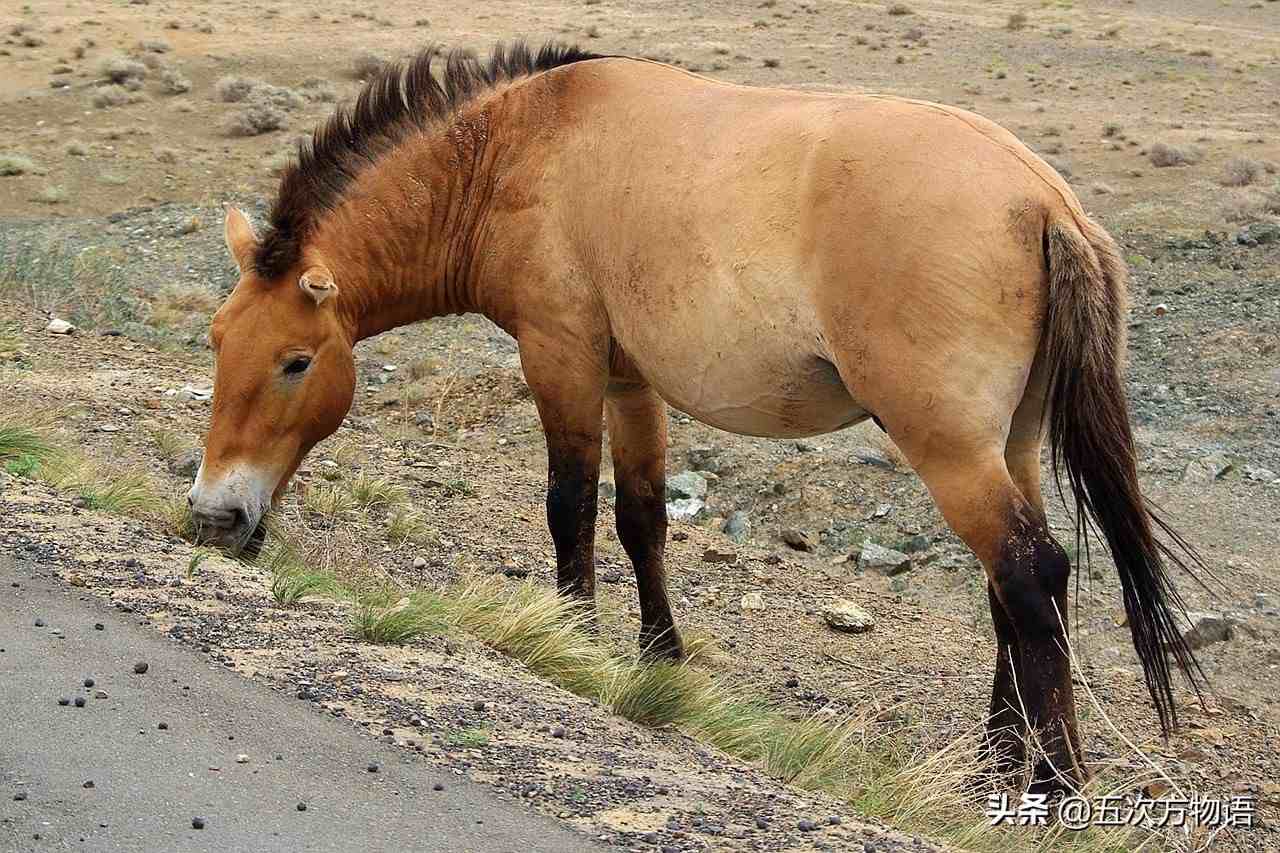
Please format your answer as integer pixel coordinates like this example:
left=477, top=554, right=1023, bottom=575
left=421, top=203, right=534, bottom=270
left=254, top=41, right=602, bottom=278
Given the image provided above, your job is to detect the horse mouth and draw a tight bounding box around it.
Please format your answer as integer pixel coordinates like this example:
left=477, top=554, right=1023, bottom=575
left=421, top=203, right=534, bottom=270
left=240, top=518, right=267, bottom=560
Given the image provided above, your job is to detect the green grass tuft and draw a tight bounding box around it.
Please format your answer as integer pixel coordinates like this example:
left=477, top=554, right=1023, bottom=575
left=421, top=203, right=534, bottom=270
left=350, top=590, right=451, bottom=644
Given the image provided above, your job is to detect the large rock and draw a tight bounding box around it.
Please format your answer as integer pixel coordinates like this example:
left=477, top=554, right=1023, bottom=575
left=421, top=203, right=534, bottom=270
left=666, top=471, right=708, bottom=501
left=821, top=599, right=875, bottom=633
left=858, top=541, right=912, bottom=575
left=45, top=318, right=75, bottom=334
left=1236, top=221, right=1280, bottom=246
left=740, top=592, right=766, bottom=611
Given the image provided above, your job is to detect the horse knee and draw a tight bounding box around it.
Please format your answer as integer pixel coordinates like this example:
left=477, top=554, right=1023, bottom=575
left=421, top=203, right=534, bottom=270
left=615, top=476, right=665, bottom=559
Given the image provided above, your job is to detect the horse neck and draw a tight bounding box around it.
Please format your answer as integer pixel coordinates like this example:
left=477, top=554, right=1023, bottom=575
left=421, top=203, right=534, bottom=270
left=315, top=126, right=500, bottom=343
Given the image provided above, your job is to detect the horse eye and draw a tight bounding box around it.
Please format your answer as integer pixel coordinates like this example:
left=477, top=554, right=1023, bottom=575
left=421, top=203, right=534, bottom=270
left=283, top=356, right=312, bottom=377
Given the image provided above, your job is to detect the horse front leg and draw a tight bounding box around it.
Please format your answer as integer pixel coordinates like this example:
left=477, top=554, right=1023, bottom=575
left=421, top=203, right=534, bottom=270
left=519, top=331, right=607, bottom=605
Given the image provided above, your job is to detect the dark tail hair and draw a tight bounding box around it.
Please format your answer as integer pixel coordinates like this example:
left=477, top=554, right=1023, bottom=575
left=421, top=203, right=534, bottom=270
left=1042, top=214, right=1210, bottom=734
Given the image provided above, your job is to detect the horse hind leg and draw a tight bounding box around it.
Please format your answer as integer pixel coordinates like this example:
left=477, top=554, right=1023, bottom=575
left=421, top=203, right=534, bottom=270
left=900, top=432, right=1087, bottom=793
left=605, top=383, right=682, bottom=659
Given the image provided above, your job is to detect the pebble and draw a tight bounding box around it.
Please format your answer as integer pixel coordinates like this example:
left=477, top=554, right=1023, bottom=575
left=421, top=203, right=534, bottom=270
left=74, top=697, right=86, bottom=708
left=133, top=662, right=149, bottom=674
left=296, top=802, right=307, bottom=812
left=94, top=623, right=104, bottom=631
left=13, top=792, right=27, bottom=801
left=755, top=816, right=769, bottom=829
left=158, top=722, right=169, bottom=730
left=34, top=619, right=46, bottom=627
left=58, top=697, right=71, bottom=706
left=94, top=691, right=108, bottom=699
left=367, top=763, right=379, bottom=773
left=83, top=678, right=95, bottom=688
left=235, top=754, right=249, bottom=764
left=191, top=817, right=205, bottom=830
left=432, top=782, right=445, bottom=791
left=83, top=780, right=95, bottom=789
left=798, top=818, right=818, bottom=832
left=551, top=725, right=567, bottom=739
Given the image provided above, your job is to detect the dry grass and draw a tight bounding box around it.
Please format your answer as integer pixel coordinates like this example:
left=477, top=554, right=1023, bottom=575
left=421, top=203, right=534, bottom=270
left=1006, top=12, right=1028, bottom=31
left=99, top=55, right=147, bottom=84
left=159, top=68, right=191, bottom=95
left=887, top=3, right=914, bottom=15
left=350, top=590, right=452, bottom=643
left=0, top=235, right=138, bottom=332
left=92, top=85, right=146, bottom=109
left=348, top=471, right=407, bottom=510
left=226, top=99, right=287, bottom=137
left=215, top=76, right=259, bottom=103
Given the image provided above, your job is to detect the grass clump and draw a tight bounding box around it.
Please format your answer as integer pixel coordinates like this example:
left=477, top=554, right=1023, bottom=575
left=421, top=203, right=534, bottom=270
left=350, top=590, right=451, bottom=644
left=348, top=471, right=406, bottom=510
left=0, top=419, right=53, bottom=470
left=99, top=55, right=147, bottom=84
left=226, top=100, right=287, bottom=136
left=159, top=67, right=191, bottom=94
left=92, top=85, right=146, bottom=109
left=262, top=539, right=337, bottom=605
left=886, top=2, right=913, bottom=15
left=1006, top=11, right=1028, bottom=31
left=0, top=235, right=138, bottom=332
left=0, top=153, right=44, bottom=176
left=215, top=75, right=259, bottom=102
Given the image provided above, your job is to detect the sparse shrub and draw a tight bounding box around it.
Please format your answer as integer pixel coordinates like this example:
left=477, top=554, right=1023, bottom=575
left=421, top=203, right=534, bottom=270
left=215, top=75, right=258, bottom=103
left=351, top=50, right=387, bottom=79
left=886, top=2, right=913, bottom=15
left=159, top=67, right=191, bottom=94
left=1102, top=121, right=1122, bottom=138
left=99, top=55, right=147, bottom=84
left=903, top=26, right=925, bottom=42
left=153, top=147, right=179, bottom=164
left=34, top=186, right=67, bottom=205
left=226, top=100, right=287, bottom=136
left=248, top=83, right=305, bottom=112
left=92, top=85, right=145, bottom=108
left=0, top=153, right=42, bottom=176
left=298, top=77, right=337, bottom=102
left=1221, top=194, right=1265, bottom=224
left=1006, top=11, right=1028, bottom=31
left=64, top=141, right=88, bottom=157
left=1219, top=156, right=1263, bottom=187
left=1264, top=184, right=1280, bottom=215
left=1148, top=142, right=1202, bottom=167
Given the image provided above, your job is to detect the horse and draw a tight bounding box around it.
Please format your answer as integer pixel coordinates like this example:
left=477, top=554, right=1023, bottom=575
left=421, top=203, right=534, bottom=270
left=188, top=42, right=1206, bottom=795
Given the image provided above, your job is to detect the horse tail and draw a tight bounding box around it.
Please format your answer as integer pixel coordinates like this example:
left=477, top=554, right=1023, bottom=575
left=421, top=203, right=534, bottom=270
left=1042, top=212, right=1209, bottom=734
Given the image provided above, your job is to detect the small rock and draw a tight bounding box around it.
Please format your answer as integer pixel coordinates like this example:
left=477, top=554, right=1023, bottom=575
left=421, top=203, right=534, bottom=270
left=502, top=564, right=531, bottom=579
left=83, top=678, right=94, bottom=688
left=45, top=318, right=76, bottom=334
left=721, top=510, right=750, bottom=542
left=1181, top=455, right=1233, bottom=484
left=666, top=497, right=705, bottom=520
left=412, top=556, right=427, bottom=569
left=168, top=447, right=203, bottom=479
left=740, top=592, right=766, bottom=611
left=296, top=802, right=307, bottom=811
left=821, top=599, right=875, bottom=633
left=858, top=541, right=912, bottom=575
left=366, top=763, right=379, bottom=773
left=1178, top=612, right=1233, bottom=650
left=83, top=780, right=95, bottom=789
left=58, top=697, right=71, bottom=706
left=235, top=754, right=249, bottom=764
left=1152, top=303, right=1169, bottom=317
left=191, top=817, right=205, bottom=830
left=551, top=725, right=567, bottom=739
left=34, top=618, right=45, bottom=627
left=133, top=661, right=149, bottom=674
left=666, top=471, right=708, bottom=501
left=899, top=533, right=932, bottom=553
left=780, top=528, right=816, bottom=552
left=851, top=446, right=894, bottom=469
left=701, top=548, right=738, bottom=564
left=74, top=697, right=86, bottom=708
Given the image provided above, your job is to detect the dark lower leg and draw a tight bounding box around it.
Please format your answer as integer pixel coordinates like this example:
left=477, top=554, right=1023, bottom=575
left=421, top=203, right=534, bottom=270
left=606, top=386, right=681, bottom=658
left=982, top=582, right=1028, bottom=774
left=546, top=444, right=601, bottom=602
left=994, top=516, right=1087, bottom=794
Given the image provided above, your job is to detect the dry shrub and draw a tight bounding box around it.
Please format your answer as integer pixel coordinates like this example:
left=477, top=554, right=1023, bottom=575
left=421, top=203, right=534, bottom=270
left=299, top=77, right=337, bottom=102
left=1221, top=193, right=1265, bottom=224
left=1006, top=11, right=1028, bottom=31
left=92, top=85, right=146, bottom=109
left=99, top=55, right=147, bottom=84
left=1219, top=156, right=1263, bottom=187
left=159, top=68, right=191, bottom=94
left=1148, top=142, right=1203, bottom=167
left=214, top=75, right=259, bottom=103
left=351, top=50, right=387, bottom=79
left=0, top=153, right=43, bottom=176
left=886, top=2, right=913, bottom=15
left=226, top=100, right=287, bottom=137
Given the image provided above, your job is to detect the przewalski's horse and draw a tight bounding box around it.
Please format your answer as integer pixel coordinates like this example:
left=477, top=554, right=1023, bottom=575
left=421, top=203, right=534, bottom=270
left=189, top=42, right=1206, bottom=794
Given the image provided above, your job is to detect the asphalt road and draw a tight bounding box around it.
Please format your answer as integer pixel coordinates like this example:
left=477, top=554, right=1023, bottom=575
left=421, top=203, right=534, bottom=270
left=0, top=558, right=608, bottom=853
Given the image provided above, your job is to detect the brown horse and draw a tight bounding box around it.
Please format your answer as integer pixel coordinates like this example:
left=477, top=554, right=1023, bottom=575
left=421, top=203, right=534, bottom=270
left=189, top=42, right=1206, bottom=794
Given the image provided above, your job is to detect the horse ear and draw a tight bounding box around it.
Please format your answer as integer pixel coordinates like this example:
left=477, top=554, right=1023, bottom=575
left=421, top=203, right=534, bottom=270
left=224, top=207, right=258, bottom=272
left=299, top=266, right=338, bottom=306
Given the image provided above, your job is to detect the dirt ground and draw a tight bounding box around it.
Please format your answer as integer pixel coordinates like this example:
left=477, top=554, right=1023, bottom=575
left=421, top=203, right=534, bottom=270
left=2, top=0, right=1279, bottom=851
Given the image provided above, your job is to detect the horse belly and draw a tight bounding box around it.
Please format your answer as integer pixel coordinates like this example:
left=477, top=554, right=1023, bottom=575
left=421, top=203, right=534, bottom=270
left=630, top=341, right=866, bottom=439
